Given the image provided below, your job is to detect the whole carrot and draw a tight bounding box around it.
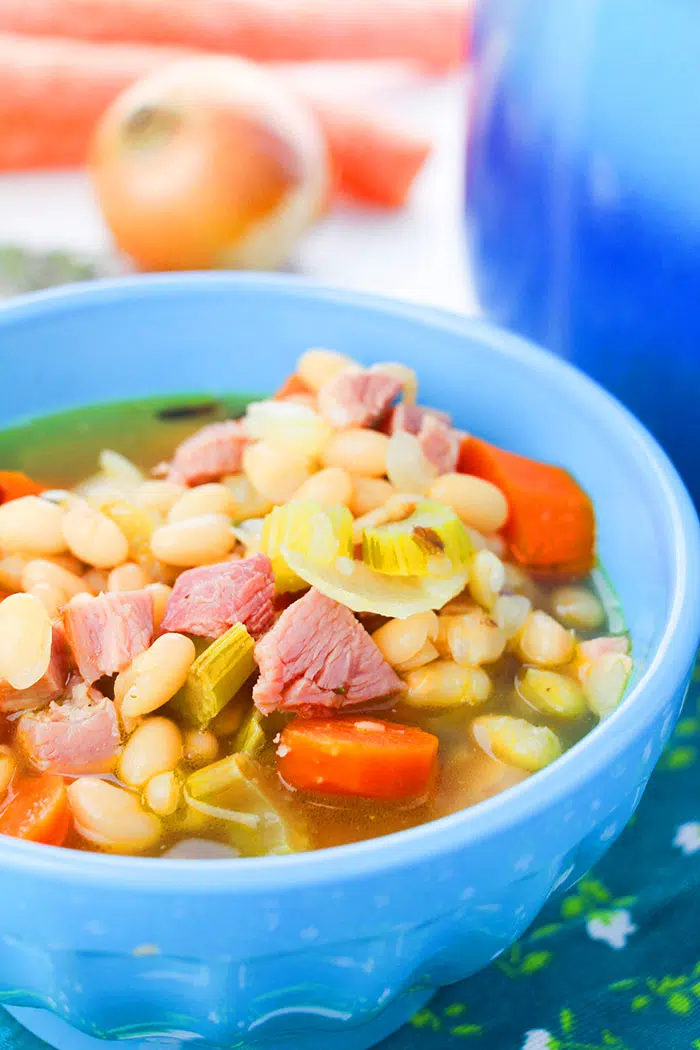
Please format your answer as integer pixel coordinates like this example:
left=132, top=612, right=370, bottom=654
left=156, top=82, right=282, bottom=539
left=0, top=33, right=431, bottom=208
left=0, top=0, right=469, bottom=73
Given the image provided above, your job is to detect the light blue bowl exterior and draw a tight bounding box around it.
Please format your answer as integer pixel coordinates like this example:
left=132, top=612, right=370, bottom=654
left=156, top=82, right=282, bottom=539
left=0, top=274, right=698, bottom=1050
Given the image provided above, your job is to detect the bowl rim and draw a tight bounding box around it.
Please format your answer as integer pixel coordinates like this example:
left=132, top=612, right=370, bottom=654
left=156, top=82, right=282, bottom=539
left=0, top=271, right=698, bottom=890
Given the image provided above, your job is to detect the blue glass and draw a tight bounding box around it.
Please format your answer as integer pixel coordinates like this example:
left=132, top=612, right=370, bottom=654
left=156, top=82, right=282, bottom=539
left=466, top=0, right=700, bottom=499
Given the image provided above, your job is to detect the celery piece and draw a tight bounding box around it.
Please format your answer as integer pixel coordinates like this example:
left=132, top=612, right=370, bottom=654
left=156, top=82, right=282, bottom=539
left=172, top=623, right=256, bottom=727
left=185, top=753, right=304, bottom=856
left=261, top=500, right=353, bottom=593
left=234, top=707, right=267, bottom=757
left=362, top=500, right=473, bottom=577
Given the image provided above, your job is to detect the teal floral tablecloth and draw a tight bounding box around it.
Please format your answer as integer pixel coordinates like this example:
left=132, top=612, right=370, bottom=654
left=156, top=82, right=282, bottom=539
left=3, top=666, right=699, bottom=1050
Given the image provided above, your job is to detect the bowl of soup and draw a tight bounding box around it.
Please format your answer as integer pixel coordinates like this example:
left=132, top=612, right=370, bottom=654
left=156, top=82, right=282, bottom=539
left=0, top=273, right=697, bottom=1050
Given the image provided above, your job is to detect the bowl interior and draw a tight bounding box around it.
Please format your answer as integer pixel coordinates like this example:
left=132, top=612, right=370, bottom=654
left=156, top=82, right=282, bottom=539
left=0, top=274, right=693, bottom=715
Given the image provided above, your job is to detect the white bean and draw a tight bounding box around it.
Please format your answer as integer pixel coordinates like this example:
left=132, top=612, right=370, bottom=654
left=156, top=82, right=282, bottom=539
left=518, top=610, right=575, bottom=667
left=349, top=476, right=395, bottom=517
left=0, top=497, right=67, bottom=555
left=22, top=559, right=89, bottom=600
left=372, top=611, right=438, bottom=668
left=68, top=778, right=162, bottom=854
left=145, top=583, right=172, bottom=631
left=107, top=562, right=150, bottom=592
left=134, top=480, right=185, bottom=516
left=0, top=593, right=52, bottom=689
left=403, top=660, right=492, bottom=709
left=551, top=585, right=605, bottom=631
left=297, top=348, right=356, bottom=391
left=117, top=634, right=196, bottom=718
left=117, top=717, right=183, bottom=787
left=242, top=442, right=313, bottom=504
left=469, top=549, right=505, bottom=610
left=429, top=474, right=508, bottom=534
left=182, top=729, right=219, bottom=769
left=144, top=771, right=181, bottom=817
left=167, top=483, right=238, bottom=524
left=293, top=467, right=353, bottom=506
left=447, top=610, right=506, bottom=666
left=322, top=429, right=390, bottom=478
left=151, top=514, right=234, bottom=567
left=63, top=504, right=129, bottom=568
left=472, top=715, right=562, bottom=772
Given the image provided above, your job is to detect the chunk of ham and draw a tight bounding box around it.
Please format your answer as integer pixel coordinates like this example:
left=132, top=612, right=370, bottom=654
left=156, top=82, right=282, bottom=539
left=417, top=413, right=460, bottom=474
left=318, top=368, right=401, bottom=429
left=167, top=420, right=249, bottom=486
left=0, top=624, right=71, bottom=715
left=63, top=591, right=154, bottom=684
left=390, top=404, right=459, bottom=473
left=161, top=553, right=275, bottom=639
left=16, top=683, right=121, bottom=775
left=253, top=588, right=404, bottom=715
left=390, top=403, right=452, bottom=435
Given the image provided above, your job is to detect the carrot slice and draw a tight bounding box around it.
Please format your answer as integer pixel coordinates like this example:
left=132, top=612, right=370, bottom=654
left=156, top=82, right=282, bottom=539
left=0, top=774, right=70, bottom=845
left=278, top=717, right=438, bottom=801
left=0, top=471, right=43, bottom=503
left=458, top=436, right=595, bottom=578
left=273, top=374, right=313, bottom=401
left=0, top=33, right=430, bottom=209
left=0, top=0, right=468, bottom=72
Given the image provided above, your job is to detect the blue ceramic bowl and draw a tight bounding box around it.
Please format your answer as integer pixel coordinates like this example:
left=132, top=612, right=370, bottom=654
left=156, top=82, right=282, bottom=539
left=0, top=274, right=698, bottom=1050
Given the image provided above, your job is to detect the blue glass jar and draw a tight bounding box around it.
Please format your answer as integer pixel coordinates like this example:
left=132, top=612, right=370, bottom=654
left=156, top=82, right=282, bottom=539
left=466, top=0, right=700, bottom=498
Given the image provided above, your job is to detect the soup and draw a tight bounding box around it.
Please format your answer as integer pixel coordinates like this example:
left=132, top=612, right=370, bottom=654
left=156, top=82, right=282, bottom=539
left=0, top=349, right=632, bottom=857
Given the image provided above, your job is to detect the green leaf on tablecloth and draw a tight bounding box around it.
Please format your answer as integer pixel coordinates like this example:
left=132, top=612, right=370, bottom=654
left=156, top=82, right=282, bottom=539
left=530, top=923, right=563, bottom=941
left=449, top=1024, right=482, bottom=1037
left=661, top=745, right=697, bottom=771
left=674, top=717, right=700, bottom=737
left=520, top=951, right=552, bottom=974
left=666, top=992, right=693, bottom=1015
left=559, top=1008, right=574, bottom=1033
left=608, top=978, right=638, bottom=991
left=561, top=895, right=584, bottom=918
left=444, top=1004, right=465, bottom=1017
left=631, top=994, right=651, bottom=1011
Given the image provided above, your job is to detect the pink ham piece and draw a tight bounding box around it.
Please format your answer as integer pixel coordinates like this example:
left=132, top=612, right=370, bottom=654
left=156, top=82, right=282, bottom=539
left=161, top=553, right=275, bottom=639
left=417, top=413, right=460, bottom=474
left=63, top=591, right=154, bottom=684
left=390, top=403, right=452, bottom=435
left=16, top=682, right=121, bottom=775
left=167, top=420, right=249, bottom=486
left=253, top=588, right=404, bottom=715
left=390, top=403, right=459, bottom=473
left=318, top=368, right=401, bottom=429
left=0, top=624, right=71, bottom=715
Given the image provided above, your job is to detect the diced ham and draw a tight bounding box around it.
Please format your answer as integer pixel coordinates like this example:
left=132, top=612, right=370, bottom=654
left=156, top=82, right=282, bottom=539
left=390, top=403, right=452, bottom=435
left=161, top=553, right=275, bottom=639
left=167, top=420, right=249, bottom=486
left=253, top=588, right=404, bottom=715
left=417, top=413, right=460, bottom=474
left=63, top=591, right=154, bottom=684
left=16, top=684, right=121, bottom=775
left=318, top=368, right=401, bottom=429
left=390, top=404, right=459, bottom=473
left=0, top=625, right=71, bottom=715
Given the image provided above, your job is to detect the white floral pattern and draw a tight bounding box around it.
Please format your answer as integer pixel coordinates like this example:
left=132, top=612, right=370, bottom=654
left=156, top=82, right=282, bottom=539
left=673, top=822, right=700, bottom=855
left=586, top=909, right=637, bottom=949
left=521, top=1030, right=556, bottom=1050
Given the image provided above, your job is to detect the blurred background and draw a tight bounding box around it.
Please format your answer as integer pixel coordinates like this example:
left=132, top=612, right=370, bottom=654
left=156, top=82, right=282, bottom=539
left=1, top=0, right=699, bottom=499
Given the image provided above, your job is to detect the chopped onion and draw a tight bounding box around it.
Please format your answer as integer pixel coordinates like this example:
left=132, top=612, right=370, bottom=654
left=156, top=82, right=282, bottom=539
left=386, top=431, right=437, bottom=495
left=245, top=400, right=332, bottom=458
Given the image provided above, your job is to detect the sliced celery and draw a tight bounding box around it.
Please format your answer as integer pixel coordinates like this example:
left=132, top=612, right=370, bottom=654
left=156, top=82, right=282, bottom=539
left=261, top=500, right=353, bottom=593
left=234, top=707, right=267, bottom=757
left=362, top=500, right=473, bottom=577
left=185, top=753, right=304, bottom=856
left=172, top=623, right=255, bottom=727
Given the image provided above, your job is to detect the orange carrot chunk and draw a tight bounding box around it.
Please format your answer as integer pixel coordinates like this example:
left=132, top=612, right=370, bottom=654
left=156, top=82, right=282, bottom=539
left=0, top=774, right=70, bottom=845
left=458, top=436, right=596, bottom=578
left=0, top=0, right=469, bottom=73
left=0, top=32, right=430, bottom=209
left=278, top=717, right=438, bottom=801
left=0, top=471, right=43, bottom=503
